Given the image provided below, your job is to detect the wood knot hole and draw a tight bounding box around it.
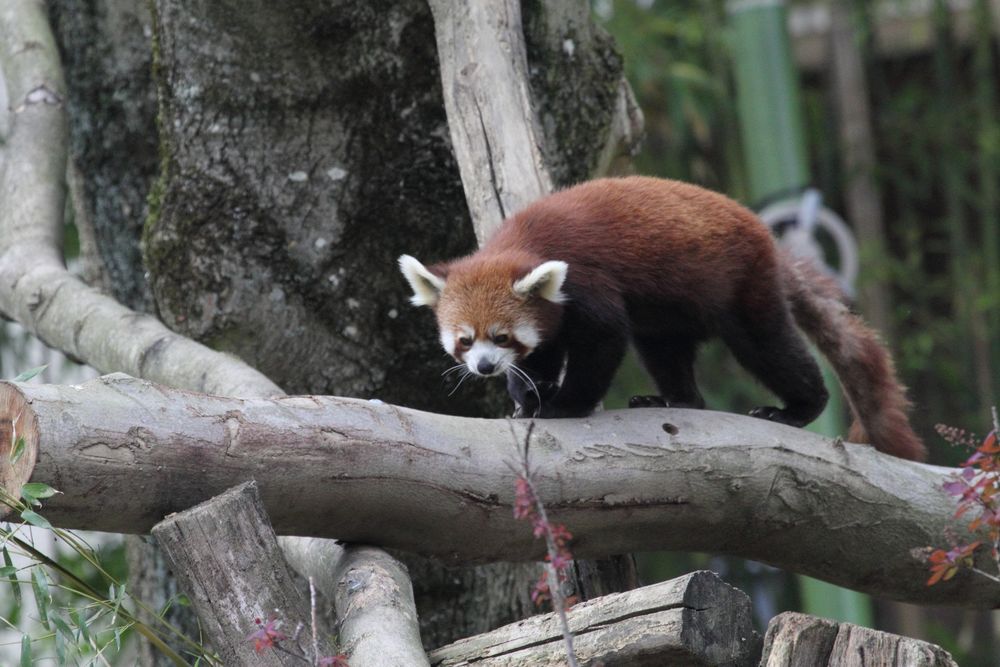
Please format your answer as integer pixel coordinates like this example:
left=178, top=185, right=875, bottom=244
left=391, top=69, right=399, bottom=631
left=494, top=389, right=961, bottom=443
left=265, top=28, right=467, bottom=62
left=662, top=423, right=678, bottom=435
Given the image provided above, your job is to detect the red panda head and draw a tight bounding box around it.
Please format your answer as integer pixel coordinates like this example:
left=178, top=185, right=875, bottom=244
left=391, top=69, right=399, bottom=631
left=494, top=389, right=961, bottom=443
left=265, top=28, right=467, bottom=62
left=399, top=252, right=566, bottom=377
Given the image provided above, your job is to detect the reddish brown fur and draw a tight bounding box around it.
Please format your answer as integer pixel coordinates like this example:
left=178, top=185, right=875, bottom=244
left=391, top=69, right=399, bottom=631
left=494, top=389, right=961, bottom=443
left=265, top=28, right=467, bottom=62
left=433, top=251, right=563, bottom=346
left=423, top=176, right=924, bottom=460
left=783, top=256, right=926, bottom=460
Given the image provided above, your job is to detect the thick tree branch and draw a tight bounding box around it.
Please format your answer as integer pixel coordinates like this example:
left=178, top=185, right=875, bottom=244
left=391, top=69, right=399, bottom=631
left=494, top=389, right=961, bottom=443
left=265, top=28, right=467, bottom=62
left=428, top=0, right=553, bottom=242
left=2, top=374, right=993, bottom=608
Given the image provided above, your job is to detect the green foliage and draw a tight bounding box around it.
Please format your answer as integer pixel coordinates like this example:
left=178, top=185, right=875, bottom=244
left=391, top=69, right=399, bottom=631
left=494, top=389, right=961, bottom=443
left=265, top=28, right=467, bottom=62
left=0, top=482, right=216, bottom=665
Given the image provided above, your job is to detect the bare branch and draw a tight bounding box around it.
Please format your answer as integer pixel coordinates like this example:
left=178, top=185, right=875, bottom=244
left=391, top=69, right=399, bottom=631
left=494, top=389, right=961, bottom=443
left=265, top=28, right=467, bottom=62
left=2, top=374, right=993, bottom=608
left=280, top=538, right=429, bottom=667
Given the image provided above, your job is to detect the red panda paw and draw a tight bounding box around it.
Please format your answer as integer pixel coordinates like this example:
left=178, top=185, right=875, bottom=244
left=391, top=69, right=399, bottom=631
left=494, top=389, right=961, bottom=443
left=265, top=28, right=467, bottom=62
left=629, top=396, right=704, bottom=410
left=749, top=405, right=810, bottom=428
left=628, top=395, right=668, bottom=409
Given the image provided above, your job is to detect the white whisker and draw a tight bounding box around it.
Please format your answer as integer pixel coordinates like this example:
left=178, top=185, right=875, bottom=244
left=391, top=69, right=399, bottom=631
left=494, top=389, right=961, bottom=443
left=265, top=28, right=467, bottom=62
left=509, top=364, right=541, bottom=416
left=441, top=364, right=466, bottom=377
left=448, top=369, right=473, bottom=396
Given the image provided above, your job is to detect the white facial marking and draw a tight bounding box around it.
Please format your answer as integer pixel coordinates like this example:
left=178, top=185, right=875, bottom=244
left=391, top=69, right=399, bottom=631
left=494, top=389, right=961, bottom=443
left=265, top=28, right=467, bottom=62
left=514, top=322, right=541, bottom=351
left=441, top=324, right=473, bottom=355
left=465, top=340, right=516, bottom=377
left=439, top=329, right=455, bottom=355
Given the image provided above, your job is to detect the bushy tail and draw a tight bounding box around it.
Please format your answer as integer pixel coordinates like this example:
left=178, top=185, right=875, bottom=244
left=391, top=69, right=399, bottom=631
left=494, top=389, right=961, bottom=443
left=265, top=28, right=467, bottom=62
left=781, top=254, right=926, bottom=461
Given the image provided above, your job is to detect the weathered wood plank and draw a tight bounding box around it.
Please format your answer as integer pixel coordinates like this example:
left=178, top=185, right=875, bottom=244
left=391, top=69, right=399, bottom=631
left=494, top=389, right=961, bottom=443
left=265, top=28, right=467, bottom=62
left=429, top=570, right=760, bottom=666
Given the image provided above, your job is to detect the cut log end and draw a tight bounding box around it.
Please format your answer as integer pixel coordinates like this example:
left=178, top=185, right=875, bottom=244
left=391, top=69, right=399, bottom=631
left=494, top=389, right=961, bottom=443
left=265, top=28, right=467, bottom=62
left=0, top=382, right=39, bottom=514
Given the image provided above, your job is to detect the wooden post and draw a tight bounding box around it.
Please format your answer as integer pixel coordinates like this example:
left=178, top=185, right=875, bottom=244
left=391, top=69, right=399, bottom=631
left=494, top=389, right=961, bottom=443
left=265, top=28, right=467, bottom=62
left=760, top=612, right=958, bottom=666
left=152, top=482, right=332, bottom=665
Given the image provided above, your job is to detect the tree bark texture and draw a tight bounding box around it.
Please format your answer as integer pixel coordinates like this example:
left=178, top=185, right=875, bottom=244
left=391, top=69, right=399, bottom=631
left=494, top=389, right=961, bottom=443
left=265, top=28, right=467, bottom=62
left=152, top=481, right=331, bottom=665
left=427, top=0, right=553, bottom=243
left=279, top=538, right=430, bottom=666
left=428, top=571, right=761, bottom=667
left=48, top=0, right=158, bottom=311
left=4, top=374, right=995, bottom=609
left=759, top=611, right=957, bottom=666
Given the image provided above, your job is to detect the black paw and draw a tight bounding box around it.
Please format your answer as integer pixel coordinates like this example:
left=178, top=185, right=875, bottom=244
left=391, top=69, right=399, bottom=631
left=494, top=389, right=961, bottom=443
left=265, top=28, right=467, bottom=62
left=629, top=395, right=668, bottom=408
left=630, top=396, right=704, bottom=409
left=749, top=406, right=795, bottom=425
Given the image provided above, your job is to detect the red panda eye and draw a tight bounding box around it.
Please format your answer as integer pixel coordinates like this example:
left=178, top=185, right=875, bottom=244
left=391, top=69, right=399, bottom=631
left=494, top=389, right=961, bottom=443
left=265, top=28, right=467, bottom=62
left=493, top=334, right=510, bottom=346
left=458, top=336, right=473, bottom=348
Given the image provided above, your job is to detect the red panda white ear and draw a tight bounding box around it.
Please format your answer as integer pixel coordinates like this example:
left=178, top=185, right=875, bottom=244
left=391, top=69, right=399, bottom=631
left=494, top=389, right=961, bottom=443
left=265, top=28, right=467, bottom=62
left=513, top=260, right=568, bottom=303
left=398, top=255, right=446, bottom=307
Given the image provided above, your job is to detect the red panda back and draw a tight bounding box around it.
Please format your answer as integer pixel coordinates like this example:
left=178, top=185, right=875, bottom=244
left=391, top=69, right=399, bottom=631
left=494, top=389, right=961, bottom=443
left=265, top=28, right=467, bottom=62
left=483, top=176, right=775, bottom=309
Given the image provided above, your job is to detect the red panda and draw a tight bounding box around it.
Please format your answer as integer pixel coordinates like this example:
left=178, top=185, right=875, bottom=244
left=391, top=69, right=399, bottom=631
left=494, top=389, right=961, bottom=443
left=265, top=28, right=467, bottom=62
left=399, top=176, right=926, bottom=461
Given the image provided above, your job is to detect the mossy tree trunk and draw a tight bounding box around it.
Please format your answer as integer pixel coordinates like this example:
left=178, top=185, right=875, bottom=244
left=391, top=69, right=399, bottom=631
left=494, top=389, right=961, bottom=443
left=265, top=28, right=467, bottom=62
left=48, top=0, right=634, bottom=654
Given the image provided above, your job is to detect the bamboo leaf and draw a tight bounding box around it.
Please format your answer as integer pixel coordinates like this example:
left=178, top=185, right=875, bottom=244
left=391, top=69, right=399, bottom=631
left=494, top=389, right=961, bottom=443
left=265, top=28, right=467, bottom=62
left=20, top=483, right=59, bottom=501
left=51, top=614, right=74, bottom=642
left=70, top=607, right=91, bottom=645
left=13, top=365, right=47, bottom=383
left=55, top=627, right=67, bottom=664
left=20, top=509, right=52, bottom=529
left=20, top=634, right=31, bottom=667
left=3, top=547, right=21, bottom=606
left=10, top=436, right=25, bottom=465
left=31, top=568, right=50, bottom=630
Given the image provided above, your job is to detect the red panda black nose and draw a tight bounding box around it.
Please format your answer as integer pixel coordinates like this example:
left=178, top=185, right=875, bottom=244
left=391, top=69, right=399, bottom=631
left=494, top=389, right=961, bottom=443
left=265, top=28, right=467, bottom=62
left=477, top=359, right=496, bottom=375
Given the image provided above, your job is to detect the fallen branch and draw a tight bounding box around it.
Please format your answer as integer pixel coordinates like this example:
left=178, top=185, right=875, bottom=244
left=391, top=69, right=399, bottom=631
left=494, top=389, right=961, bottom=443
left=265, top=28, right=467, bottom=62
left=1, top=374, right=992, bottom=608
left=279, top=538, right=428, bottom=667
left=428, top=571, right=760, bottom=667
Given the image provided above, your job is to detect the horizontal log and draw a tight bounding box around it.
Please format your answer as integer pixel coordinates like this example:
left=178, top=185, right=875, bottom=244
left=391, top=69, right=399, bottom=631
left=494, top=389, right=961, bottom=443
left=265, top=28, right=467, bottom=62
left=1, top=374, right=994, bottom=607
left=428, top=570, right=761, bottom=667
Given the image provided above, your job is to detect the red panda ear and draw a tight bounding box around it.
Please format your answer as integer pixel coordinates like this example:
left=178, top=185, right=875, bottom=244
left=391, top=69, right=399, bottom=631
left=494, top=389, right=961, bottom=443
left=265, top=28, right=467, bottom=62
left=398, top=255, right=446, bottom=307
left=512, top=260, right=568, bottom=303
